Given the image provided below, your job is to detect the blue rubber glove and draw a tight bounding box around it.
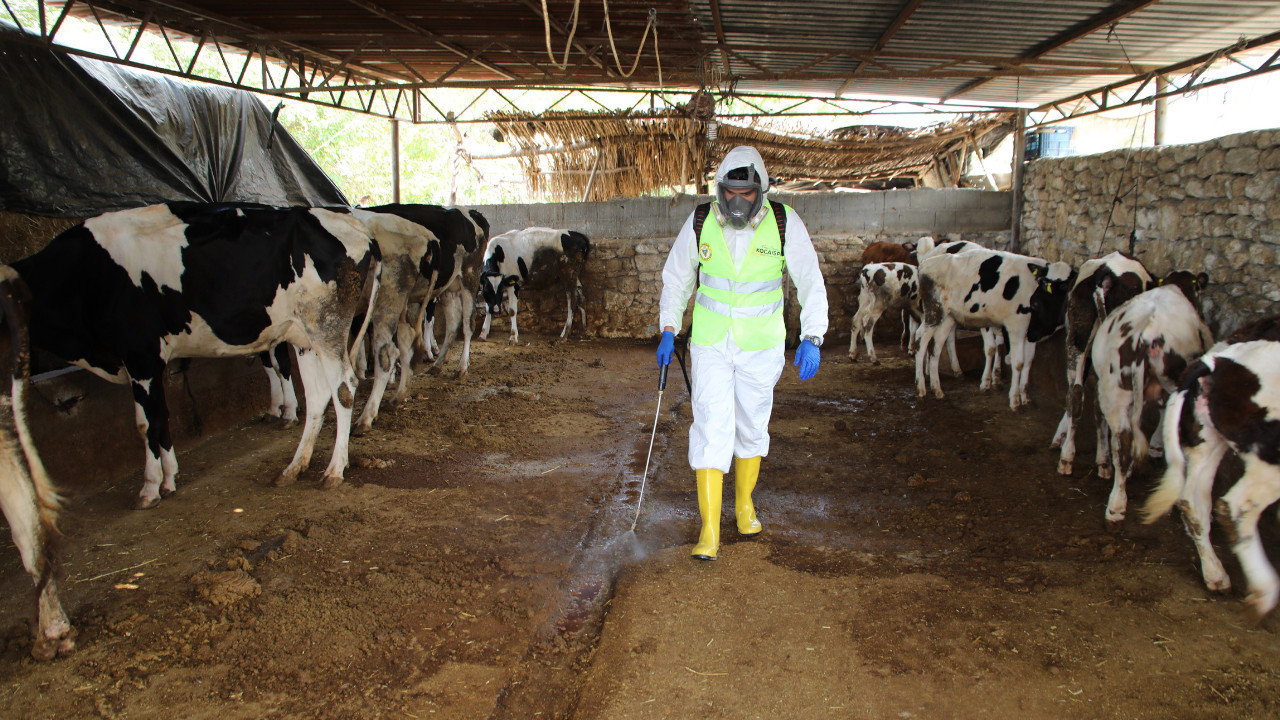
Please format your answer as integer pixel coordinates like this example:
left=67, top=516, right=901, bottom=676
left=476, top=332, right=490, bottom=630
left=656, top=330, right=675, bottom=367
left=795, top=339, right=820, bottom=381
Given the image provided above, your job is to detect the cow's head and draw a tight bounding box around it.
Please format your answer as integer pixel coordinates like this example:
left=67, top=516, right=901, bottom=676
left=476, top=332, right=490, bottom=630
left=1156, top=270, right=1210, bottom=311
left=1025, top=261, right=1077, bottom=341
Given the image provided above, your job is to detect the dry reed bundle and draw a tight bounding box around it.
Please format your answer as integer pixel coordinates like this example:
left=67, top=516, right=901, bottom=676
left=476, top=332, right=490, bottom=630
left=486, top=109, right=1011, bottom=201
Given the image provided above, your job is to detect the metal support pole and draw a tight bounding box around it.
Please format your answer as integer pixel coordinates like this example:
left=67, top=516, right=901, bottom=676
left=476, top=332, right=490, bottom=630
left=391, top=118, right=401, bottom=204
left=1009, top=110, right=1027, bottom=252
left=1154, top=77, right=1169, bottom=146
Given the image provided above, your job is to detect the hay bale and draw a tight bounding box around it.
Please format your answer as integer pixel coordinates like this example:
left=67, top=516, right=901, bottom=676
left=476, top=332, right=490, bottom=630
left=0, top=211, right=80, bottom=264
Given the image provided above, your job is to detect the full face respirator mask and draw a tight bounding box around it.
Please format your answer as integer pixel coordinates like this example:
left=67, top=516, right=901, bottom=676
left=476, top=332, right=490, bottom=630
left=715, top=171, right=763, bottom=229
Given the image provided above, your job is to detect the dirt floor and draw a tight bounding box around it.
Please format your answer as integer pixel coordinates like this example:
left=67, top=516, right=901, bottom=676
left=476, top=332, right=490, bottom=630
left=1, top=331, right=1279, bottom=719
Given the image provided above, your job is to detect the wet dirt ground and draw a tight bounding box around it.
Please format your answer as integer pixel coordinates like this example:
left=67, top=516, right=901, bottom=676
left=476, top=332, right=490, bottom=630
left=1, top=331, right=1279, bottom=719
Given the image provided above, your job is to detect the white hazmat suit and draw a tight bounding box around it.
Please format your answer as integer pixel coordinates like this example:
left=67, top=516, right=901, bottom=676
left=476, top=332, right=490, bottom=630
left=659, top=145, right=828, bottom=483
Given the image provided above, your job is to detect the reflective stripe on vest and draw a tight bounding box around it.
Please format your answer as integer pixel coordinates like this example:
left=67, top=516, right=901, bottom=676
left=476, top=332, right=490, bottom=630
left=691, top=203, right=789, bottom=350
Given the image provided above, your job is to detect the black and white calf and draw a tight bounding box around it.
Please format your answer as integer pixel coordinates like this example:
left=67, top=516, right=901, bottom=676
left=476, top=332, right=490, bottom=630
left=1143, top=339, right=1280, bottom=619
left=1051, top=252, right=1154, bottom=475
left=0, top=267, right=74, bottom=660
left=916, top=248, right=1074, bottom=410
left=12, top=203, right=382, bottom=508
left=1089, top=274, right=1212, bottom=527
left=478, top=227, right=590, bottom=344
left=849, top=262, right=920, bottom=364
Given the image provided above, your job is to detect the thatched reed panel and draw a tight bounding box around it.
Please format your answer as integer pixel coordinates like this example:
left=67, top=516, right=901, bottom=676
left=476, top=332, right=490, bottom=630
left=487, top=110, right=1011, bottom=201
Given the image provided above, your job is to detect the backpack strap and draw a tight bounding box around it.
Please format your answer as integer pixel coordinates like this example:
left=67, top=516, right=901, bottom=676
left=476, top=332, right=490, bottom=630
left=693, top=202, right=712, bottom=240
left=770, top=200, right=788, bottom=253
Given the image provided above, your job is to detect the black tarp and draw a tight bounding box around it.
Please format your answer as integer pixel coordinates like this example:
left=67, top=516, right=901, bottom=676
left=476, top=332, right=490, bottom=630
left=0, top=23, right=348, bottom=217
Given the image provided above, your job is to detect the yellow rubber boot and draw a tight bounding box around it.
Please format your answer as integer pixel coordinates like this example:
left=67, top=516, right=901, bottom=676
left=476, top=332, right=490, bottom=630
left=691, top=469, right=723, bottom=560
left=734, top=456, right=763, bottom=536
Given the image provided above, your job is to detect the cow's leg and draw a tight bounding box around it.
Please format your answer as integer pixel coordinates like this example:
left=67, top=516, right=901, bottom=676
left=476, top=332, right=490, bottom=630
left=276, top=347, right=330, bottom=485
left=848, top=296, right=868, bottom=360
left=1056, top=348, right=1091, bottom=474
left=507, top=294, right=520, bottom=345
left=1178, top=435, right=1232, bottom=592
left=979, top=329, right=999, bottom=390
left=1095, top=402, right=1113, bottom=480
left=316, top=349, right=358, bottom=489
left=128, top=369, right=178, bottom=509
left=1005, top=333, right=1032, bottom=410
left=1099, top=386, right=1134, bottom=527
left=428, top=290, right=461, bottom=375
left=576, top=281, right=587, bottom=333
left=456, top=288, right=474, bottom=381
left=355, top=324, right=397, bottom=433
left=0, top=453, right=74, bottom=660
left=1217, top=457, right=1280, bottom=619
left=391, top=314, right=417, bottom=404
left=925, top=318, right=955, bottom=399
left=260, top=345, right=298, bottom=426
left=864, top=305, right=882, bottom=364
left=478, top=310, right=492, bottom=341
left=559, top=286, right=574, bottom=340
left=914, top=323, right=934, bottom=397
left=1017, top=341, right=1038, bottom=408
left=945, top=328, right=963, bottom=378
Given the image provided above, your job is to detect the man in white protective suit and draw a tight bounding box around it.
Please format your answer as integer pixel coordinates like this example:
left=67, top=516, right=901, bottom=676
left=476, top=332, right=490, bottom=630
left=656, top=145, right=829, bottom=561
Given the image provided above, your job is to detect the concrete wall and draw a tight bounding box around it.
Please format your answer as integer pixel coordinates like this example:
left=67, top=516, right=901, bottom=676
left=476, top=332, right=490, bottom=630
left=1019, top=128, right=1280, bottom=337
left=468, top=189, right=1012, bottom=342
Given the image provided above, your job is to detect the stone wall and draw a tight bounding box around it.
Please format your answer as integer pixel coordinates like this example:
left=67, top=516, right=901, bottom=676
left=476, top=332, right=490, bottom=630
left=1020, top=128, right=1280, bottom=336
left=468, top=190, right=1011, bottom=343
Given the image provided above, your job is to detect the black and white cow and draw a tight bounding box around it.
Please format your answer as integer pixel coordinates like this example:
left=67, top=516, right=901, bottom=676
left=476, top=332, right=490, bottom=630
left=1143, top=339, right=1280, bottom=619
left=12, top=203, right=382, bottom=508
left=1089, top=274, right=1213, bottom=527
left=915, top=239, right=1006, bottom=392
left=849, top=262, right=920, bottom=365
left=916, top=248, right=1074, bottom=410
left=478, top=227, right=591, bottom=345
left=349, top=209, right=436, bottom=432
left=368, top=204, right=490, bottom=380
left=1051, top=252, right=1154, bottom=475
left=0, top=266, right=75, bottom=660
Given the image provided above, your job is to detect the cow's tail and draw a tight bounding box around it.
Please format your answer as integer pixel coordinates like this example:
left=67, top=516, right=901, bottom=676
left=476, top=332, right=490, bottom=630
left=348, top=255, right=382, bottom=363
left=0, top=268, right=63, bottom=544
left=1142, top=388, right=1189, bottom=523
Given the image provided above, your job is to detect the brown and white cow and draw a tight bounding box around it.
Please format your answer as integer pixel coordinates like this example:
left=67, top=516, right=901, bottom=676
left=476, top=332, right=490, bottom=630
left=1051, top=252, right=1154, bottom=476
left=860, top=236, right=935, bottom=265
left=13, top=203, right=382, bottom=508
left=1089, top=273, right=1213, bottom=527
left=478, top=227, right=590, bottom=345
left=916, top=248, right=1074, bottom=410
left=1143, top=338, right=1280, bottom=619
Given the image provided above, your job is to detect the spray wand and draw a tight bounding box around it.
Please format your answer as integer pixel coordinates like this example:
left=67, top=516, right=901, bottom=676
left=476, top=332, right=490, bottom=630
left=630, top=362, right=668, bottom=532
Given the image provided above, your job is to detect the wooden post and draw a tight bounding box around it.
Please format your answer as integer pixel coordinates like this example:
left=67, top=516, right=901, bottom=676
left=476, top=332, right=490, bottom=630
left=1010, top=110, right=1027, bottom=252
left=448, top=120, right=462, bottom=206
left=391, top=119, right=401, bottom=204
left=1154, top=77, right=1170, bottom=146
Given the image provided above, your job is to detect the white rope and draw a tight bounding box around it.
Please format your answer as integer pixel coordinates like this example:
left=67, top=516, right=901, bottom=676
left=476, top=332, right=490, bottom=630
left=540, top=0, right=582, bottom=70
left=602, top=0, right=656, bottom=78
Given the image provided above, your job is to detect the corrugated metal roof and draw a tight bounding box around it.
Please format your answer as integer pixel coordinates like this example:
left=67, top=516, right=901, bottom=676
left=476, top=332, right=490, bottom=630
left=33, top=0, right=1280, bottom=110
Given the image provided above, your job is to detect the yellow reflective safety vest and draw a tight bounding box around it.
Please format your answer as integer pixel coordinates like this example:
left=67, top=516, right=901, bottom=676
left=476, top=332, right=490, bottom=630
left=691, top=202, right=790, bottom=350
